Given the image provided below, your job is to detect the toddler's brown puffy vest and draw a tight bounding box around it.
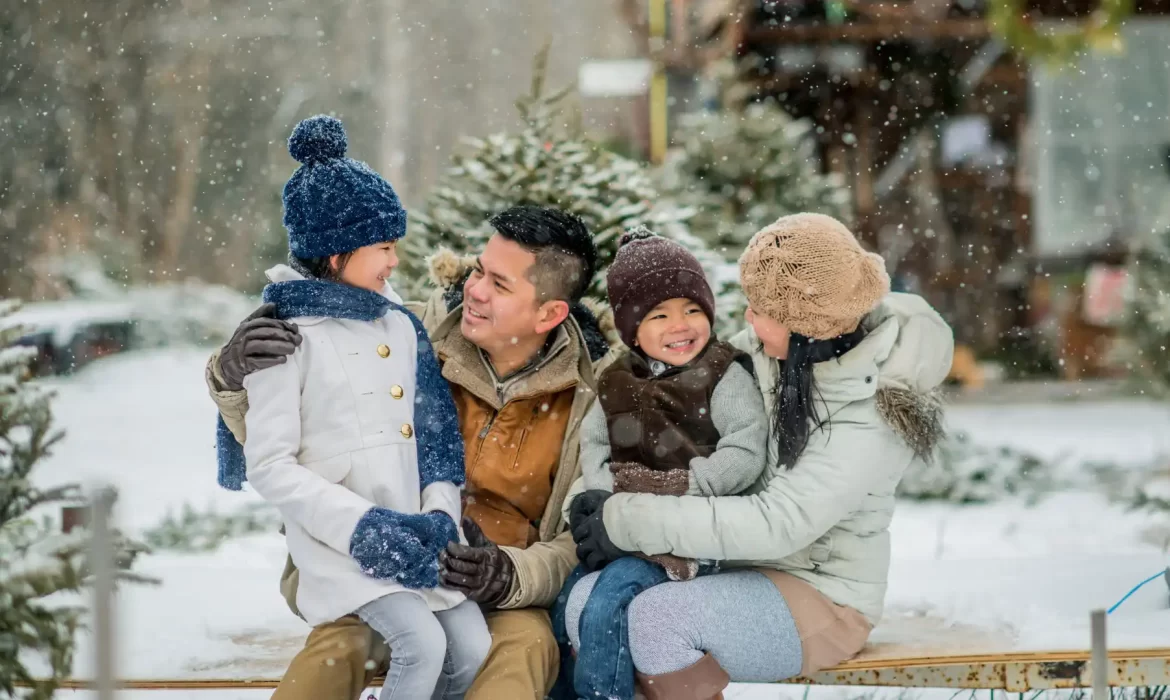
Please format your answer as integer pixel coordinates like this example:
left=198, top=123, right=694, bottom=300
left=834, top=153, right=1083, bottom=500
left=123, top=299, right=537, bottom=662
left=598, top=340, right=748, bottom=473
left=597, top=339, right=750, bottom=581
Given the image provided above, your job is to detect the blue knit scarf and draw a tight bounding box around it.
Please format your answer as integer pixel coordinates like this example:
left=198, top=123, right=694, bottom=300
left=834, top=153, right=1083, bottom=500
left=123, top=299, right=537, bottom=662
left=216, top=278, right=465, bottom=494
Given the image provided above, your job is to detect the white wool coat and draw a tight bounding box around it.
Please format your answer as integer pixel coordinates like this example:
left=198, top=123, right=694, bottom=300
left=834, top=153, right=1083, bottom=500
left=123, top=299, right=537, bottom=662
left=243, top=265, right=465, bottom=626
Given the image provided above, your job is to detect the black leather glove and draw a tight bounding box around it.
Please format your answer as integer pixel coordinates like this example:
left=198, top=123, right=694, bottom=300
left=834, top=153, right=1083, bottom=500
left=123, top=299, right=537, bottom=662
left=438, top=518, right=514, bottom=610
left=218, top=303, right=302, bottom=391
left=572, top=506, right=628, bottom=572
left=568, top=489, right=612, bottom=537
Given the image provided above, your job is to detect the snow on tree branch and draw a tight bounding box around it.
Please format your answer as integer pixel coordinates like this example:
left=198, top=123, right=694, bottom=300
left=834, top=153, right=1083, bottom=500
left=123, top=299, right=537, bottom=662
left=1121, top=227, right=1170, bottom=395
left=657, top=100, right=854, bottom=260
left=398, top=44, right=714, bottom=310
left=1, top=299, right=152, bottom=700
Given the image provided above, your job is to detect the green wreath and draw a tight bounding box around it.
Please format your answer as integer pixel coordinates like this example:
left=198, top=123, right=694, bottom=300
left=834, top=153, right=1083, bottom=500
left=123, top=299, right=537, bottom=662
left=988, top=0, right=1134, bottom=62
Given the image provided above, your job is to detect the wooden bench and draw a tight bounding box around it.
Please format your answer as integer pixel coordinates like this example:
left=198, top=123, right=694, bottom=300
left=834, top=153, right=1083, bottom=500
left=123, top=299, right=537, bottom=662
left=37, top=647, right=1170, bottom=693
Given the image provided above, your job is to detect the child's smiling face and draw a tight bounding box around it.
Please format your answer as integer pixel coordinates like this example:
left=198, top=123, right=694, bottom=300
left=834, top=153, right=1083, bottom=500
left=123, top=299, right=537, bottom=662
left=335, top=241, right=399, bottom=293
left=635, top=297, right=711, bottom=367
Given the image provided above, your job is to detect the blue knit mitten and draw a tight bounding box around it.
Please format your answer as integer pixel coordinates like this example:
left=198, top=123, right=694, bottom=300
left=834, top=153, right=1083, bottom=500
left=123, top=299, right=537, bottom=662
left=415, top=511, right=460, bottom=556
left=349, top=507, right=436, bottom=587
left=397, top=549, right=441, bottom=590
left=396, top=512, right=457, bottom=588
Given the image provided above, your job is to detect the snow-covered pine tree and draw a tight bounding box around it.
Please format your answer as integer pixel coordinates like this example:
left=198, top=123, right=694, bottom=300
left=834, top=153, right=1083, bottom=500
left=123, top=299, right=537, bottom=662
left=657, top=100, right=853, bottom=259
left=398, top=44, right=738, bottom=329
left=1119, top=226, right=1170, bottom=519
left=1122, top=226, right=1170, bottom=395
left=896, top=431, right=1059, bottom=504
left=0, top=299, right=149, bottom=700
left=144, top=502, right=282, bottom=554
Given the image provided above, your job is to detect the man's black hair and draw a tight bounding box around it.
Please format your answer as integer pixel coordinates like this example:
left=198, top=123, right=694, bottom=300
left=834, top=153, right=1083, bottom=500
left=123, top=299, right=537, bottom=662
left=487, top=205, right=597, bottom=303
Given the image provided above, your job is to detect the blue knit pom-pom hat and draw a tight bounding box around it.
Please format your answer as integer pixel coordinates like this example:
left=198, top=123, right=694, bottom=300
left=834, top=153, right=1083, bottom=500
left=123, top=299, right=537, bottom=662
left=281, top=115, right=406, bottom=259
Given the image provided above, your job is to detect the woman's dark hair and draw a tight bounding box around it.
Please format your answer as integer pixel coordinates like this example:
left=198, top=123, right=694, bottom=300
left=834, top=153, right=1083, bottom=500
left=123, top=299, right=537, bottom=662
left=289, top=252, right=354, bottom=281
left=772, top=325, right=868, bottom=468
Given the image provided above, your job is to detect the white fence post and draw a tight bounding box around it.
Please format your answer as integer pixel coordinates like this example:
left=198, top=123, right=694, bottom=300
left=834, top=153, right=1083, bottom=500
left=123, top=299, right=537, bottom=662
left=1090, top=608, right=1107, bottom=699
left=92, top=485, right=118, bottom=700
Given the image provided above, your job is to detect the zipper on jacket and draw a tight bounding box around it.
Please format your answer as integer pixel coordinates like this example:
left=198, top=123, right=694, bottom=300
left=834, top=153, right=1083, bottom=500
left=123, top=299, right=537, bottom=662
left=478, top=412, right=497, bottom=440
left=506, top=403, right=544, bottom=472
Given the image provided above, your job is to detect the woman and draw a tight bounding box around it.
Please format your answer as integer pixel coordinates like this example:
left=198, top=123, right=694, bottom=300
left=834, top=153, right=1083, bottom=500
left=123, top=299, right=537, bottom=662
left=570, top=213, right=955, bottom=699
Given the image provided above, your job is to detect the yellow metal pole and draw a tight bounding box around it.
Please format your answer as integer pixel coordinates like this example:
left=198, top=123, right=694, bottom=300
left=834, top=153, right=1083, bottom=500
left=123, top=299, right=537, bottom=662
left=648, top=0, right=668, bottom=164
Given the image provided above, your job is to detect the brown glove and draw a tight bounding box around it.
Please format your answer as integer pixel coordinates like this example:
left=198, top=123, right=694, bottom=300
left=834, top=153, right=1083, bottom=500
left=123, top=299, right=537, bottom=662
left=607, top=464, right=698, bottom=580
left=438, top=517, right=513, bottom=610
left=218, top=303, right=301, bottom=391
left=642, top=553, right=700, bottom=581
left=611, top=462, right=690, bottom=496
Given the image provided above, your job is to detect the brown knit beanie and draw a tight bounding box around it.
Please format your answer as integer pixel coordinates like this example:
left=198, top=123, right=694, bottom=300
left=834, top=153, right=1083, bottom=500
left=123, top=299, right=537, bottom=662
left=738, top=213, right=890, bottom=340
left=606, top=226, right=716, bottom=348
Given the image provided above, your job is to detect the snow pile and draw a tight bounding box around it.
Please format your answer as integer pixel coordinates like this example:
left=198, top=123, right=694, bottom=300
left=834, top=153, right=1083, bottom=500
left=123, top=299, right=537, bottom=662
left=67, top=535, right=305, bottom=681
left=32, top=348, right=261, bottom=533
left=885, top=490, right=1169, bottom=654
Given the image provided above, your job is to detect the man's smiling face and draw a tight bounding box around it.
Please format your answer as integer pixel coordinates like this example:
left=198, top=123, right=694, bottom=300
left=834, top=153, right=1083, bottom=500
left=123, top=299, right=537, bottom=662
left=460, top=234, right=548, bottom=357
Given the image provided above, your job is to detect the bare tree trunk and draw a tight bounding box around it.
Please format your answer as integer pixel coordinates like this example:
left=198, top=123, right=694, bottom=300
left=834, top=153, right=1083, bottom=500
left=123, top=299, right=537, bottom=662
left=158, top=53, right=212, bottom=280
left=381, top=0, right=412, bottom=201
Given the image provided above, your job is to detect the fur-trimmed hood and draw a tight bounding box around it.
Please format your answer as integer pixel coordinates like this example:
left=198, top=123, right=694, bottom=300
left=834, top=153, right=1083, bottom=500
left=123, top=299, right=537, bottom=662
left=425, top=247, right=614, bottom=363
left=851, top=292, right=953, bottom=459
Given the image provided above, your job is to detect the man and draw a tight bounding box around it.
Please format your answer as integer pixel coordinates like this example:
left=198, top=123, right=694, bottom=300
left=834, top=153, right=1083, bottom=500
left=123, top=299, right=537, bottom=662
left=207, top=205, right=616, bottom=700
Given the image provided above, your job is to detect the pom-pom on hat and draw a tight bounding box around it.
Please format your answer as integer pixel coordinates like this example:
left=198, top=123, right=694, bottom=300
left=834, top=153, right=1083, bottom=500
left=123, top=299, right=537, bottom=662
left=606, top=226, right=716, bottom=348
left=281, top=115, right=406, bottom=260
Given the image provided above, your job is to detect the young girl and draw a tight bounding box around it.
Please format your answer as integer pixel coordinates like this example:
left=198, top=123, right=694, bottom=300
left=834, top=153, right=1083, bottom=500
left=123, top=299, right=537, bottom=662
left=215, top=115, right=490, bottom=700
left=554, top=228, right=768, bottom=700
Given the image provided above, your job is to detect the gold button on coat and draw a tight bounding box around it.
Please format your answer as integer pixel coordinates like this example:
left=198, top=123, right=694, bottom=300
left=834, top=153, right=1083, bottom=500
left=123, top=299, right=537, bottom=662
left=400, top=423, right=413, bottom=438
left=390, top=385, right=404, bottom=399
left=376, top=344, right=391, bottom=358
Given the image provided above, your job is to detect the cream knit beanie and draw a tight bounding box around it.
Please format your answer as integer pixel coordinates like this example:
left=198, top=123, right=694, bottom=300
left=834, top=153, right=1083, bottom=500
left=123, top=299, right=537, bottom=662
left=738, top=213, right=890, bottom=340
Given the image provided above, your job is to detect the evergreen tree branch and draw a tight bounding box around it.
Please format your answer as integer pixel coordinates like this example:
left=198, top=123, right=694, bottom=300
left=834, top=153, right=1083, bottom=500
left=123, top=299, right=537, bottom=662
left=0, top=482, right=81, bottom=528
left=1, top=298, right=152, bottom=697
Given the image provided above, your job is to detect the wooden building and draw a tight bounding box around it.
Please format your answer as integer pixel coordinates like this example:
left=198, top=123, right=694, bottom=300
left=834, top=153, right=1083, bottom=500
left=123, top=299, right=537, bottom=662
left=641, top=0, right=1170, bottom=380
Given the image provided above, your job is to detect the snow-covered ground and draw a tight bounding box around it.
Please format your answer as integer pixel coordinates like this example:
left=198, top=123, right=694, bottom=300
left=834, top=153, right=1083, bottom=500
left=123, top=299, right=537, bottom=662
left=29, top=348, right=1170, bottom=699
